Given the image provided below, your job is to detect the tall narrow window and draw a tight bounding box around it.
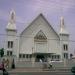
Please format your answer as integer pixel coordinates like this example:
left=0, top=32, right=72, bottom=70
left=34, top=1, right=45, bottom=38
left=64, top=53, right=68, bottom=59
left=19, top=54, right=22, bottom=58
left=26, top=54, right=28, bottom=58
left=11, top=41, right=13, bottom=48
left=7, top=51, right=12, bottom=56
left=30, top=55, right=32, bottom=58
left=10, top=51, right=12, bottom=55
left=63, top=44, right=68, bottom=51
left=57, top=55, right=60, bottom=59
left=23, top=54, right=25, bottom=58
left=7, top=41, right=13, bottom=48
left=8, top=41, right=10, bottom=48
left=7, top=51, right=9, bottom=56
left=66, top=45, right=68, bottom=50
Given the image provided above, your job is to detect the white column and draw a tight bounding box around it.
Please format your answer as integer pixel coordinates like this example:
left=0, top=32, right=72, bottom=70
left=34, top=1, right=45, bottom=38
left=31, top=56, right=35, bottom=67
left=31, top=47, right=35, bottom=67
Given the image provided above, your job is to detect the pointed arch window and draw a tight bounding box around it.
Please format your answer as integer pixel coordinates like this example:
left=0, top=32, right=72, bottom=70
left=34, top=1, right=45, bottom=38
left=34, top=30, right=47, bottom=41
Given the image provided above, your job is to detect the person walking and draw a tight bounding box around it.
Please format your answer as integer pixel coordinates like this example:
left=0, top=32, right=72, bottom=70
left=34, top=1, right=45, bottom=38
left=5, top=59, right=9, bottom=69
left=2, top=59, right=9, bottom=75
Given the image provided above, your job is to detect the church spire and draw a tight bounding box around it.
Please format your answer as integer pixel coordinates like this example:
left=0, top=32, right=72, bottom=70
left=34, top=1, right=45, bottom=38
left=9, top=9, right=16, bottom=24
left=59, top=16, right=68, bottom=34
left=6, top=9, right=16, bottom=31
left=60, top=16, right=65, bottom=32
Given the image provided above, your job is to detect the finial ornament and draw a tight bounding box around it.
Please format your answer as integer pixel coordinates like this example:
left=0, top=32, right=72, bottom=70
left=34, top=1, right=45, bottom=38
left=60, top=16, right=64, bottom=26
left=9, top=10, right=16, bottom=24
left=59, top=16, right=69, bottom=34
left=60, top=16, right=65, bottom=32
left=6, top=9, right=16, bottom=30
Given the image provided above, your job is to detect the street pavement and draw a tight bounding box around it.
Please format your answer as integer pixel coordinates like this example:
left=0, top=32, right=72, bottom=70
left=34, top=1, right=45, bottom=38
left=0, top=68, right=73, bottom=75
left=0, top=68, right=74, bottom=75
left=0, top=71, right=73, bottom=75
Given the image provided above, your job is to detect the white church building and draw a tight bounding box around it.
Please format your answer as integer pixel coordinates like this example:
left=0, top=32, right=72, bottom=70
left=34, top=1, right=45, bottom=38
left=4, top=10, right=69, bottom=62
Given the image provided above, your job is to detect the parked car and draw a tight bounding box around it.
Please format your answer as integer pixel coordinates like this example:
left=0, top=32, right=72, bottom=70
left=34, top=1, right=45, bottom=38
left=71, top=66, right=75, bottom=73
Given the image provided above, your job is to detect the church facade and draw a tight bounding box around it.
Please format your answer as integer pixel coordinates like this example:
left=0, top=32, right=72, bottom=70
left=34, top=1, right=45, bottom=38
left=4, top=10, right=69, bottom=62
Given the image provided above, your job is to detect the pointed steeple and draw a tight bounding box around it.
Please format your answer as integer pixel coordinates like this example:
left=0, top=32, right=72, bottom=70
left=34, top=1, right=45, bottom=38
left=59, top=16, right=68, bottom=35
left=9, top=9, right=16, bottom=24
left=6, top=9, right=16, bottom=31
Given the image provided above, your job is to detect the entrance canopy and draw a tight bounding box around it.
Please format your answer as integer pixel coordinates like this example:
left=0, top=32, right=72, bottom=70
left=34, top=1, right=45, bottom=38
left=33, top=52, right=55, bottom=55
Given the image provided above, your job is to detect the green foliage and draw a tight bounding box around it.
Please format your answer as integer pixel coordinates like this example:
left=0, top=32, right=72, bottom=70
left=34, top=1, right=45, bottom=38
left=0, top=48, right=4, bottom=57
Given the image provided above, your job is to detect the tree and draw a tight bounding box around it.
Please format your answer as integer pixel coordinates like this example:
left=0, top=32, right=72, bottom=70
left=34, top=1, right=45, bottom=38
left=0, top=48, right=4, bottom=57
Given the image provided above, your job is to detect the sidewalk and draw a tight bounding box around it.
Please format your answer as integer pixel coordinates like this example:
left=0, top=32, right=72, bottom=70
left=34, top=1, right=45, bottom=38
left=6, top=67, right=71, bottom=73
left=7, top=67, right=43, bottom=72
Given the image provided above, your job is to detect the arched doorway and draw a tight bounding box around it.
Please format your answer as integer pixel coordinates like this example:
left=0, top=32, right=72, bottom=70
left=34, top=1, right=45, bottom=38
left=34, top=30, right=48, bottom=62
left=34, top=30, right=47, bottom=53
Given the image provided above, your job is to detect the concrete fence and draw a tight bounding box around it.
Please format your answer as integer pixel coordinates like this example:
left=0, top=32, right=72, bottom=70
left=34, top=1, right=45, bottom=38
left=0, top=56, right=75, bottom=70
left=16, top=59, right=75, bottom=69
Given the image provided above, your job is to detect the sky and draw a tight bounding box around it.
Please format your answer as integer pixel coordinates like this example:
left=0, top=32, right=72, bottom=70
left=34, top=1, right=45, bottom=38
left=0, top=0, right=75, bottom=54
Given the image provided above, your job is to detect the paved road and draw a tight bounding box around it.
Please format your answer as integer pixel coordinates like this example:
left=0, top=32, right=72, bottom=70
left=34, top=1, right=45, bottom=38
left=0, top=67, right=73, bottom=75
left=0, top=71, right=73, bottom=75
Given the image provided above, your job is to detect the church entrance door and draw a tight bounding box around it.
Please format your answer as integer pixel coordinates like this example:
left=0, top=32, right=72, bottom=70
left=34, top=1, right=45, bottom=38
left=35, top=54, right=45, bottom=62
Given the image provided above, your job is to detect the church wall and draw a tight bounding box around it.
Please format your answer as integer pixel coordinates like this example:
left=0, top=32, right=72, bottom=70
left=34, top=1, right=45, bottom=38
left=20, top=37, right=34, bottom=54
left=14, top=37, right=20, bottom=58
left=6, top=35, right=17, bottom=51
left=19, top=15, right=61, bottom=56
left=48, top=39, right=61, bottom=54
left=60, top=35, right=69, bottom=41
left=5, top=30, right=19, bottom=58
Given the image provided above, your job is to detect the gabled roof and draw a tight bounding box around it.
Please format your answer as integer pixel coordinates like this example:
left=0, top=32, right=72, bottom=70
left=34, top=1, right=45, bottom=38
left=20, top=13, right=59, bottom=38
